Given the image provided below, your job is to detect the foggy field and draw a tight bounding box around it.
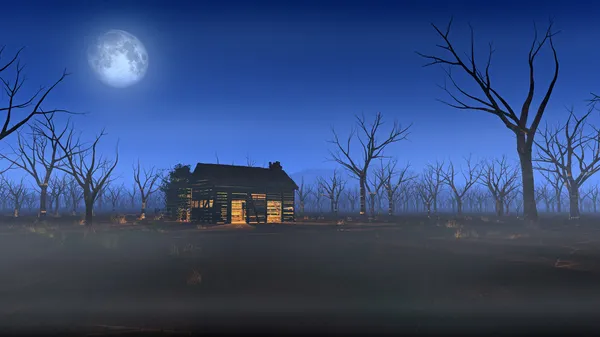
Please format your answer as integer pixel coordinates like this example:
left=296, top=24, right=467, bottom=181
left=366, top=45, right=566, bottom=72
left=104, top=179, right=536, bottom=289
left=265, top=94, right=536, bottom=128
left=2, top=216, right=600, bottom=334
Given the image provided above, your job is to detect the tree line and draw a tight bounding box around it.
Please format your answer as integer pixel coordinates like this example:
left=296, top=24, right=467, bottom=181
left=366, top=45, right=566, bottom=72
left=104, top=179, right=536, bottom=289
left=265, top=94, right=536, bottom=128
left=1, top=18, right=599, bottom=225
left=304, top=18, right=600, bottom=223
left=314, top=102, right=600, bottom=221
left=298, top=146, right=600, bottom=220
left=0, top=47, right=165, bottom=225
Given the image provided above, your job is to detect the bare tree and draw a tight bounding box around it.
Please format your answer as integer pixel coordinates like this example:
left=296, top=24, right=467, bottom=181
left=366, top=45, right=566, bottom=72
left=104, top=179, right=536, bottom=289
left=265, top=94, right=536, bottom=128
left=535, top=184, right=553, bottom=212
left=57, top=129, right=119, bottom=225
left=295, top=177, right=312, bottom=216
left=151, top=189, right=166, bottom=212
left=0, top=184, right=6, bottom=213
left=415, top=163, right=445, bottom=216
left=470, top=187, right=490, bottom=213
left=126, top=183, right=137, bottom=210
left=582, top=183, right=600, bottom=213
left=441, top=156, right=481, bottom=215
left=464, top=189, right=476, bottom=212
left=535, top=108, right=600, bottom=219
left=245, top=154, right=256, bottom=167
left=4, top=177, right=26, bottom=217
left=539, top=170, right=565, bottom=213
left=374, top=159, right=414, bottom=216
left=318, top=169, right=347, bottom=216
left=156, top=189, right=167, bottom=212
left=416, top=178, right=435, bottom=216
left=417, top=19, right=560, bottom=224
left=48, top=174, right=67, bottom=216
left=480, top=157, right=520, bottom=217
left=367, top=162, right=387, bottom=217
left=133, top=160, right=163, bottom=220
left=311, top=182, right=325, bottom=216
left=106, top=182, right=124, bottom=214
left=64, top=175, right=82, bottom=215
left=0, top=47, right=73, bottom=142
left=329, top=112, right=411, bottom=216
left=506, top=189, right=523, bottom=215
left=24, top=191, right=36, bottom=212
left=0, top=114, right=76, bottom=218
left=399, top=180, right=415, bottom=212
left=423, top=161, right=445, bottom=213
left=345, top=187, right=359, bottom=213
left=96, top=184, right=107, bottom=213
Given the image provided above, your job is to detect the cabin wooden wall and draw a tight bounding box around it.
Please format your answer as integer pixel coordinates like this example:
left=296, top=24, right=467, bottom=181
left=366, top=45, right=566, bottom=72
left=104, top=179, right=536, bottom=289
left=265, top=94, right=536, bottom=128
left=190, top=180, right=222, bottom=224
left=247, top=193, right=266, bottom=223
left=189, top=184, right=296, bottom=224
left=282, top=191, right=295, bottom=222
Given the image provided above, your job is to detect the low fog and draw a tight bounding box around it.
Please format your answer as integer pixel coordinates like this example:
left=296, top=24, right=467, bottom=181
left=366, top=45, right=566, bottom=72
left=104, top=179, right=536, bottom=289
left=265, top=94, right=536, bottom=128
left=3, top=2, right=600, bottom=335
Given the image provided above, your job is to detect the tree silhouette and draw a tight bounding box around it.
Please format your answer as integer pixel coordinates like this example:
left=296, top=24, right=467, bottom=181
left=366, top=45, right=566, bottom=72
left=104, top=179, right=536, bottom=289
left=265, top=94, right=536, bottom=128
left=417, top=19, right=559, bottom=224
left=534, top=107, right=600, bottom=219
left=374, top=159, right=414, bottom=216
left=133, top=160, right=163, bottom=220
left=329, top=112, right=411, bottom=217
left=0, top=47, right=74, bottom=142
left=57, top=129, right=119, bottom=225
left=4, top=177, right=26, bottom=217
left=441, top=156, right=481, bottom=215
left=422, top=161, right=445, bottom=213
left=0, top=113, right=76, bottom=218
left=295, top=177, right=312, bottom=216
left=480, top=156, right=520, bottom=217
left=106, top=182, right=124, bottom=214
left=318, top=169, right=346, bottom=216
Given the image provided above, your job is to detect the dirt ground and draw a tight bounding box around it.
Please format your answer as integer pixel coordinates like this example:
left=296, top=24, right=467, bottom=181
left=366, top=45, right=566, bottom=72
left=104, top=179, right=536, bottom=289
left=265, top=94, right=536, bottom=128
left=1, top=216, right=600, bottom=335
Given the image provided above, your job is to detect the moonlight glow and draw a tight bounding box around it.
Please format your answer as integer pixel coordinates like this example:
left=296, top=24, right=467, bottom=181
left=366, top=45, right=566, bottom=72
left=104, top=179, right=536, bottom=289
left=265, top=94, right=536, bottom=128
left=87, top=30, right=149, bottom=88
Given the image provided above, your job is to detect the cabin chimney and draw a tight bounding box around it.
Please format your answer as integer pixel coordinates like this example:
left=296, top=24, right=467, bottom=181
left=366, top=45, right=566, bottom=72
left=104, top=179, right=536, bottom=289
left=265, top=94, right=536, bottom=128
left=269, top=161, right=282, bottom=170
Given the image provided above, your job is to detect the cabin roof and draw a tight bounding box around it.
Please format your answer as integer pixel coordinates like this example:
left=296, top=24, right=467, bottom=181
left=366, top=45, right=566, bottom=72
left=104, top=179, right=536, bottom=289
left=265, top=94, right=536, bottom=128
left=191, top=162, right=298, bottom=190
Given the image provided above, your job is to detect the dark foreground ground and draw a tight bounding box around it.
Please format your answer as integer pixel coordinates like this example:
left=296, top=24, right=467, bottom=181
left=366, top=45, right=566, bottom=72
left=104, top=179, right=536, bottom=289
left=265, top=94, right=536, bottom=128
left=1, top=217, right=600, bottom=335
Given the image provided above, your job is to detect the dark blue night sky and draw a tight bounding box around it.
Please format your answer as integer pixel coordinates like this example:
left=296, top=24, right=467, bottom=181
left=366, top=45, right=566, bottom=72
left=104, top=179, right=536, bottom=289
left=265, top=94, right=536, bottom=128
left=2, top=0, right=599, bottom=183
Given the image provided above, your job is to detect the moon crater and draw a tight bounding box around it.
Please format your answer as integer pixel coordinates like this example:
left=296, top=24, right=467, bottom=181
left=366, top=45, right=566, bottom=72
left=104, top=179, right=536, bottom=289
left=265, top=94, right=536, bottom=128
left=88, top=30, right=149, bottom=88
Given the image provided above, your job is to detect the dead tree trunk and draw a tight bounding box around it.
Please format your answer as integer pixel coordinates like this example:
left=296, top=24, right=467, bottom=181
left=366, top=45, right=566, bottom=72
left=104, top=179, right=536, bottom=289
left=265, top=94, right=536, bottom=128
left=39, top=185, right=48, bottom=217
left=329, top=112, right=411, bottom=217
left=568, top=184, right=580, bottom=219
left=85, top=197, right=94, bottom=225
left=518, top=136, right=537, bottom=221
left=418, top=19, right=560, bottom=224
left=359, top=175, right=366, bottom=216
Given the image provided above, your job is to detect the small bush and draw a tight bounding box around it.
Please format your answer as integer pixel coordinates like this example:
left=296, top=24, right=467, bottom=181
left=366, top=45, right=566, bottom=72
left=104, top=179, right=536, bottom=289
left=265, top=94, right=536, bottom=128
left=110, top=215, right=127, bottom=224
left=455, top=228, right=463, bottom=239
left=455, top=228, right=479, bottom=239
left=446, top=219, right=460, bottom=228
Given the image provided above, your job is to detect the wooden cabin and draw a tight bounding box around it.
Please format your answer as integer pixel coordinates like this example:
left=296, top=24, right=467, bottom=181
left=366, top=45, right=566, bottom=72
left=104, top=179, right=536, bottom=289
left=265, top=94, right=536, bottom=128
left=189, top=161, right=298, bottom=224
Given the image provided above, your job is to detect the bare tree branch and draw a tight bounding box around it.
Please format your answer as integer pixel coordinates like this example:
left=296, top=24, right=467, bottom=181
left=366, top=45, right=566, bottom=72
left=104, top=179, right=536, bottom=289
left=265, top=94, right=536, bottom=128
left=56, top=128, right=119, bottom=225
left=534, top=106, right=600, bottom=219
left=417, top=18, right=560, bottom=223
left=328, top=112, right=411, bottom=216
left=133, top=159, right=164, bottom=220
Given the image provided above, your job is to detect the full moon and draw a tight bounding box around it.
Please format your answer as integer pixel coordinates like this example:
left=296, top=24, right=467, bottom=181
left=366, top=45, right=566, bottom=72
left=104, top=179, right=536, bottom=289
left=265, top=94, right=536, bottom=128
left=87, top=30, right=149, bottom=88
